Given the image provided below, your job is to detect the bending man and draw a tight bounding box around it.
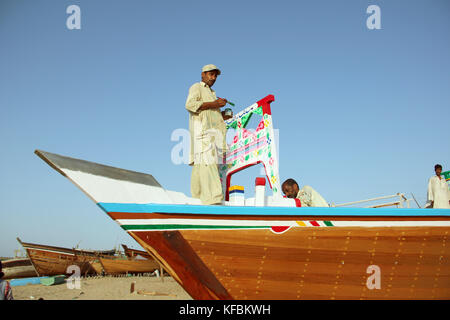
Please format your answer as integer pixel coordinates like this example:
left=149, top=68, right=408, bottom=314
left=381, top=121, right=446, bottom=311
left=282, top=178, right=329, bottom=207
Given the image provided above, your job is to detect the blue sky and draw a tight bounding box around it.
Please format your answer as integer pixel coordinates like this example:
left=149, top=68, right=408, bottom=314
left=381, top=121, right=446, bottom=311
left=1, top=0, right=449, bottom=257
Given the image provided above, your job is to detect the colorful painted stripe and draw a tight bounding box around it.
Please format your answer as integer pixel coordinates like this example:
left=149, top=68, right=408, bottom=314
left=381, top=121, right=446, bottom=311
left=121, top=224, right=268, bottom=231
left=115, top=217, right=450, bottom=232
left=98, top=202, right=450, bottom=217
left=116, top=218, right=330, bottom=227
left=116, top=218, right=332, bottom=232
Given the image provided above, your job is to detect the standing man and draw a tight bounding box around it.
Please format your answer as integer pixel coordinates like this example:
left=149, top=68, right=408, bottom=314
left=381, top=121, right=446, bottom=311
left=185, top=64, right=232, bottom=205
left=282, top=178, right=329, bottom=207
left=427, top=164, right=450, bottom=208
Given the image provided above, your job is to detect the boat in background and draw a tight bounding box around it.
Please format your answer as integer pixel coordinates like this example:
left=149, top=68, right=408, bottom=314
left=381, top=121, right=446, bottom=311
left=88, top=260, right=104, bottom=275
left=9, top=276, right=51, bottom=287
left=34, top=95, right=450, bottom=299
left=99, top=256, right=159, bottom=275
left=17, top=238, right=116, bottom=277
left=122, top=244, right=153, bottom=260
left=1, top=258, right=37, bottom=279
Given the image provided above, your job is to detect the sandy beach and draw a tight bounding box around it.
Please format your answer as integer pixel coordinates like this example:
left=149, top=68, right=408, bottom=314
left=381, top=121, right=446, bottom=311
left=11, top=275, right=192, bottom=300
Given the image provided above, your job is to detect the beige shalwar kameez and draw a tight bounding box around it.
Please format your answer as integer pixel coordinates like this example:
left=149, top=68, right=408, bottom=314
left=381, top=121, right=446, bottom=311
left=185, top=81, right=227, bottom=205
left=296, top=185, right=329, bottom=207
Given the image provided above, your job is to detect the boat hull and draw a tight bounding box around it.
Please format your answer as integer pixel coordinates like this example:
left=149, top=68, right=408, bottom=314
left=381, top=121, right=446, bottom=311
left=122, top=244, right=153, bottom=260
left=17, top=239, right=113, bottom=277
left=24, top=247, right=96, bottom=276
left=2, top=259, right=37, bottom=280
left=127, top=225, right=450, bottom=300
left=88, top=260, right=104, bottom=275
left=33, top=149, right=450, bottom=299
left=99, top=257, right=159, bottom=275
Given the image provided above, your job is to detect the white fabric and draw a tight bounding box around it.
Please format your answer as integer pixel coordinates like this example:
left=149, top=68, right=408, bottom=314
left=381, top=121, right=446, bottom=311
left=427, top=175, right=450, bottom=208
left=185, top=81, right=227, bottom=166
left=191, top=163, right=223, bottom=205
left=185, top=82, right=227, bottom=204
left=296, top=185, right=329, bottom=207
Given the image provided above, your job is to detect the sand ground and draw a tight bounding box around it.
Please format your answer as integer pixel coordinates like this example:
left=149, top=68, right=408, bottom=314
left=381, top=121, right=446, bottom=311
left=11, top=275, right=192, bottom=300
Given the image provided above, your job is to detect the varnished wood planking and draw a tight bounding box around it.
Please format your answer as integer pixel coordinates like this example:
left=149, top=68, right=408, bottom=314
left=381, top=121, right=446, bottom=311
left=122, top=244, right=153, bottom=260
left=17, top=239, right=118, bottom=277
left=99, top=257, right=159, bottom=274
left=124, top=226, right=449, bottom=299
left=129, top=230, right=233, bottom=300
left=26, top=248, right=95, bottom=276
left=89, top=261, right=104, bottom=275
left=179, top=227, right=450, bottom=299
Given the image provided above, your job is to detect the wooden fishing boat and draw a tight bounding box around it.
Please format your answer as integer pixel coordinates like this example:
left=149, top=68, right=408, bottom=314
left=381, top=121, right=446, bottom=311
left=1, top=258, right=37, bottom=279
left=88, top=260, right=104, bottom=275
left=34, top=95, right=450, bottom=299
left=122, top=244, right=166, bottom=275
left=122, top=244, right=153, bottom=260
left=99, top=256, right=159, bottom=275
left=17, top=238, right=116, bottom=277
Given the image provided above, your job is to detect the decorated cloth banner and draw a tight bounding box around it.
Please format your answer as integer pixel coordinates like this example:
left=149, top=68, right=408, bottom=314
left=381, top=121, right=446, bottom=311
left=220, top=95, right=281, bottom=201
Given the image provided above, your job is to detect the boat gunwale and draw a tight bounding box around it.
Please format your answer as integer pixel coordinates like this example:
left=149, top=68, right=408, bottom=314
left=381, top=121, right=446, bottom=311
left=98, top=202, right=450, bottom=218
left=17, top=238, right=115, bottom=257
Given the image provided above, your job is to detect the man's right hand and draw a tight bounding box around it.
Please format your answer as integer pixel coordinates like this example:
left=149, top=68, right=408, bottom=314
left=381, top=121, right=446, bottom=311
left=198, top=98, right=228, bottom=111
left=216, top=98, right=227, bottom=108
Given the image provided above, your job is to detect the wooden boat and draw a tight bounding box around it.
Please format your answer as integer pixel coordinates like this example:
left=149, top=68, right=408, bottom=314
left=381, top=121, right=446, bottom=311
left=17, top=238, right=116, bottom=277
left=89, top=260, right=104, bottom=275
left=122, top=244, right=153, bottom=260
left=99, top=256, right=159, bottom=275
left=1, top=258, right=37, bottom=279
left=34, top=95, right=450, bottom=300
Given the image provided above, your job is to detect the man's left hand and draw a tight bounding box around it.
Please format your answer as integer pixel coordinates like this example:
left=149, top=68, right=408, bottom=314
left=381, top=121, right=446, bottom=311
left=221, top=111, right=233, bottom=120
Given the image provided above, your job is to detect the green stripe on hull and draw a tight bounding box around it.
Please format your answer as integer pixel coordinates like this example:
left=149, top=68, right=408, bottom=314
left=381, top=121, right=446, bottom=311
left=121, top=224, right=270, bottom=231
left=324, top=221, right=334, bottom=226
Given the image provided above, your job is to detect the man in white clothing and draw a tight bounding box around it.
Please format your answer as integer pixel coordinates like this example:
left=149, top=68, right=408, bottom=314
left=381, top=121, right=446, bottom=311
left=185, top=64, right=232, bottom=205
left=282, top=178, right=329, bottom=207
left=427, top=164, right=450, bottom=209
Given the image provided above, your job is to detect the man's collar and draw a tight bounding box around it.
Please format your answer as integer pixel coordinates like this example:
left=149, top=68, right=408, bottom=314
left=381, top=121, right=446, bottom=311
left=201, top=81, right=214, bottom=91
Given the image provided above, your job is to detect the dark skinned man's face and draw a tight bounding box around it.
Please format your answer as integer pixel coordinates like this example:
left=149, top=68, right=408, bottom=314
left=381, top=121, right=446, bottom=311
left=282, top=183, right=299, bottom=199
left=201, top=70, right=218, bottom=87
left=435, top=167, right=442, bottom=176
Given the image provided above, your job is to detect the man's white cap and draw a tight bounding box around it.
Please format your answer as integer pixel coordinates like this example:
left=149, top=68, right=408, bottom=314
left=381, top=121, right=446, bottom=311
left=202, top=64, right=221, bottom=75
